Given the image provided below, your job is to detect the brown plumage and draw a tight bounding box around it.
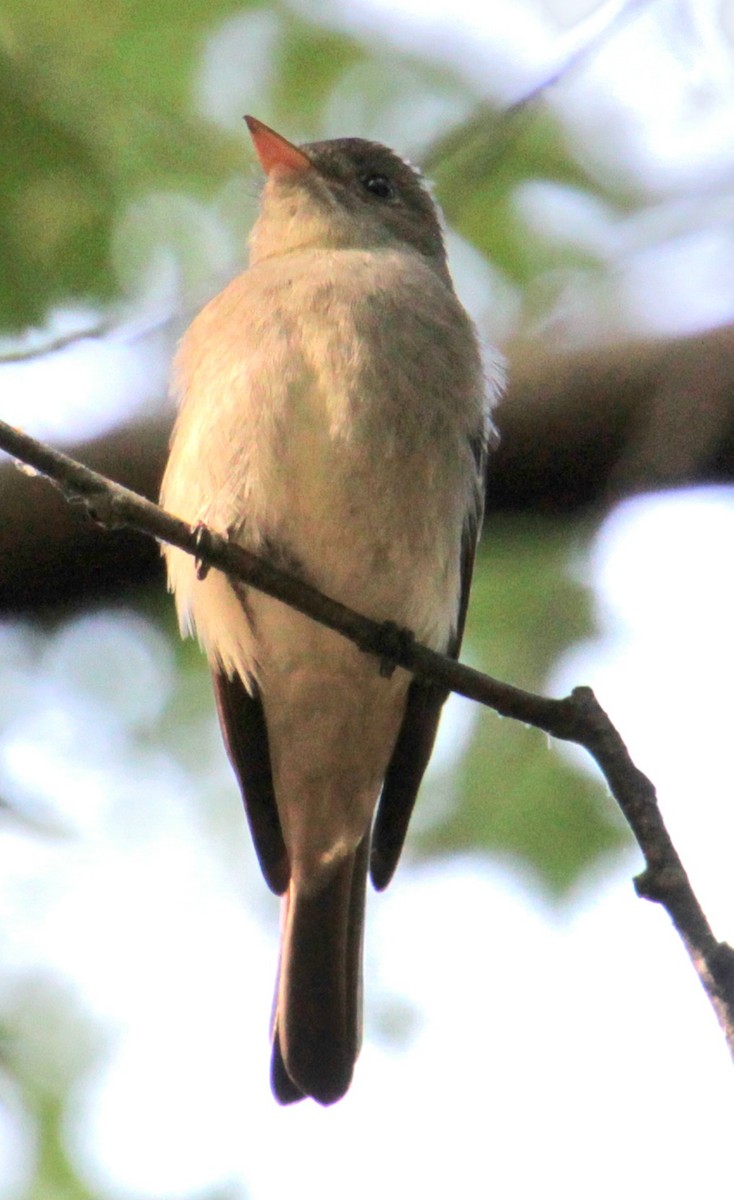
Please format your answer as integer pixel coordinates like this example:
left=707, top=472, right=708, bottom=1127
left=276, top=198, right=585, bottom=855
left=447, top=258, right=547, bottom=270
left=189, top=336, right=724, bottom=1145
left=161, top=118, right=498, bottom=1103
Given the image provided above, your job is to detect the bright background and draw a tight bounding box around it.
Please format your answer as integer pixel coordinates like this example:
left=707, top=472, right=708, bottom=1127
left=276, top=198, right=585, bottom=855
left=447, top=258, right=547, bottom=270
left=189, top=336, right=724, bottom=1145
left=2, top=1, right=734, bottom=1197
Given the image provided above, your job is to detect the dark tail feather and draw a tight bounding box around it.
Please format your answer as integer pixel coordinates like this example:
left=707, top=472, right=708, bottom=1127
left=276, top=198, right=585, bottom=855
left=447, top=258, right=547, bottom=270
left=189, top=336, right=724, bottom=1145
left=271, top=835, right=368, bottom=1106
left=271, top=1030, right=305, bottom=1104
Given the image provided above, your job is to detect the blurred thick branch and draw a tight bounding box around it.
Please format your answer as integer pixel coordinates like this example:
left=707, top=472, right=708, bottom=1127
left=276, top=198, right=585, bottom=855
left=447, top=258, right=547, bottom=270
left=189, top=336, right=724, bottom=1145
left=1, top=416, right=733, bottom=1064
left=2, top=321, right=734, bottom=611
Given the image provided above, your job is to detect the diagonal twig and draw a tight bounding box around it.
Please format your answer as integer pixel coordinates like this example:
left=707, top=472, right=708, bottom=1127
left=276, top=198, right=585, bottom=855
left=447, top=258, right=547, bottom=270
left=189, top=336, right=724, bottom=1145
left=0, top=324, right=111, bottom=365
left=1, top=415, right=733, bottom=1060
left=423, top=0, right=657, bottom=183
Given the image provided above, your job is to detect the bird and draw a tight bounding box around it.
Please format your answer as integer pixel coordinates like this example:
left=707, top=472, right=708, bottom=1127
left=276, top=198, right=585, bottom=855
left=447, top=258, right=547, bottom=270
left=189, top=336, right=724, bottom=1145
left=160, top=115, right=499, bottom=1105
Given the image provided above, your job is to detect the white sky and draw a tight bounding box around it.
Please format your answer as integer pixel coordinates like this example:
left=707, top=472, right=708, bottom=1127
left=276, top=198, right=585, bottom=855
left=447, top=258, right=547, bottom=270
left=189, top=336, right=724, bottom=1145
left=1, top=1, right=734, bottom=1197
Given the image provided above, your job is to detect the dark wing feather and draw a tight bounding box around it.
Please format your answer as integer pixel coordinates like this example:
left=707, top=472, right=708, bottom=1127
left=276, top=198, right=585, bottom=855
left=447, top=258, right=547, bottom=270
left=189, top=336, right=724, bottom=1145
left=369, top=429, right=487, bottom=891
left=369, top=677, right=446, bottom=890
left=212, top=670, right=290, bottom=894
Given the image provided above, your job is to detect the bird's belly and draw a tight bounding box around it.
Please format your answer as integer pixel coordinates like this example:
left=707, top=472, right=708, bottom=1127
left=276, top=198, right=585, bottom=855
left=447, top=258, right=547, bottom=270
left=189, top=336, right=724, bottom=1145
left=254, top=396, right=461, bottom=651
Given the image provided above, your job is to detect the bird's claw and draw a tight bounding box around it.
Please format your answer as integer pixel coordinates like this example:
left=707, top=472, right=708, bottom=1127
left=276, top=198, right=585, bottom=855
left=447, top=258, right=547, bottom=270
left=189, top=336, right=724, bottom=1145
left=377, top=621, right=415, bottom=678
left=193, top=523, right=215, bottom=580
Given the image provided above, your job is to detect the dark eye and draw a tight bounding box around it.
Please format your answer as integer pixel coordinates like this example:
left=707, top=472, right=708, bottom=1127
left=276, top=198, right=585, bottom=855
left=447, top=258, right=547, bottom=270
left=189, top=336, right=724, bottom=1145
left=361, top=174, right=396, bottom=201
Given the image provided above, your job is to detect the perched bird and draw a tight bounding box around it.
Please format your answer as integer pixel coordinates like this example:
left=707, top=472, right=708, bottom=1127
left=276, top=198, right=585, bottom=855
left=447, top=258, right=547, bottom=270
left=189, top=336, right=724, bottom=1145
left=161, top=116, right=499, bottom=1105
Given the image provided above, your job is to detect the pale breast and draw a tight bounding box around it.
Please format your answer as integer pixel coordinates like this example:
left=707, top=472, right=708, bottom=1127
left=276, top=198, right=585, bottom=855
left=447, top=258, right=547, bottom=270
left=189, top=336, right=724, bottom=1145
left=162, top=245, right=487, bottom=665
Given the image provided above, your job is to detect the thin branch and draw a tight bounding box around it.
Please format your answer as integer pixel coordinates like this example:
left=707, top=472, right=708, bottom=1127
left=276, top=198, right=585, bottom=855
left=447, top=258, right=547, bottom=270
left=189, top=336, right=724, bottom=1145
left=504, top=0, right=656, bottom=119
left=0, top=309, right=179, bottom=366
left=0, top=324, right=111, bottom=365
left=423, top=0, right=656, bottom=180
left=1, top=416, right=733, bottom=1059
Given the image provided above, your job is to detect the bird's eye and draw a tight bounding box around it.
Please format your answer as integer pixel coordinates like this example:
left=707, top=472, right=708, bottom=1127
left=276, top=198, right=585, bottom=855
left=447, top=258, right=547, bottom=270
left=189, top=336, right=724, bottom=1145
left=361, top=174, right=396, bottom=201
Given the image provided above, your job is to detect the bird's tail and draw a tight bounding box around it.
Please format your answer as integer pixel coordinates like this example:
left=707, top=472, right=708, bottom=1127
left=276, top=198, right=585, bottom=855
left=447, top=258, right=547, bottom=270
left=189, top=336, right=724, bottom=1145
left=270, top=834, right=369, bottom=1105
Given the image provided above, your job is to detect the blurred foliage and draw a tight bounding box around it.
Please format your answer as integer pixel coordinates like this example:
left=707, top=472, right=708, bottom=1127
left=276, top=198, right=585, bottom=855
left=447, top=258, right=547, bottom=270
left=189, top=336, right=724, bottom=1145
left=0, top=0, right=246, bottom=328
left=416, top=517, right=631, bottom=897
left=0, top=0, right=626, bottom=332
left=430, top=103, right=608, bottom=284
left=0, top=979, right=103, bottom=1200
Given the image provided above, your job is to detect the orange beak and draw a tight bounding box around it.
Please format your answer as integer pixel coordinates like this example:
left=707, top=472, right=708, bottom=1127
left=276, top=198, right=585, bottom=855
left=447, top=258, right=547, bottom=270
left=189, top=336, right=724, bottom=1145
left=244, top=116, right=312, bottom=177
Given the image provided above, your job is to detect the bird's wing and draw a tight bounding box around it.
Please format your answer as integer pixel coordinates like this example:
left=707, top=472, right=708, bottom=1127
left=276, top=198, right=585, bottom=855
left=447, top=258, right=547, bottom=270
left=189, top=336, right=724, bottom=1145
left=369, top=430, right=487, bottom=891
left=212, top=669, right=290, bottom=894
left=368, top=677, right=446, bottom=890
